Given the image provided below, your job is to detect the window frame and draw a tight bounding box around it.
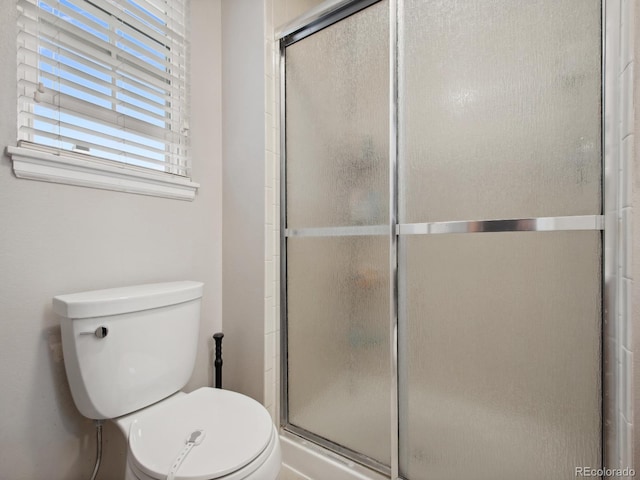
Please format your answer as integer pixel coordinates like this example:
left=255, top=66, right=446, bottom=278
left=9, top=0, right=198, bottom=200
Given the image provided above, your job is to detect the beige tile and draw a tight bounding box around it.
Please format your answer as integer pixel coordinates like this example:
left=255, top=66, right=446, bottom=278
left=621, top=0, right=634, bottom=70
left=265, top=331, right=276, bottom=364
left=265, top=294, right=275, bottom=333
left=621, top=64, right=634, bottom=138
left=265, top=367, right=275, bottom=408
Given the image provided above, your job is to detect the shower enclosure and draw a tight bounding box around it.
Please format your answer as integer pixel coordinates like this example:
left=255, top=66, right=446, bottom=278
left=280, top=1, right=608, bottom=478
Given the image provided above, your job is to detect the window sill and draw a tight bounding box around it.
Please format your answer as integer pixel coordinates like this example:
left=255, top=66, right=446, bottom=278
left=7, top=146, right=199, bottom=201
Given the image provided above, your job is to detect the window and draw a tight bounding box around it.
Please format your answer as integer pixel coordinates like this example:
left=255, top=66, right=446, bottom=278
left=10, top=0, right=198, bottom=200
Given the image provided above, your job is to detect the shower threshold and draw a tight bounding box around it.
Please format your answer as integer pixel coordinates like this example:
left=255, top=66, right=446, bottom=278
left=280, top=430, right=388, bottom=480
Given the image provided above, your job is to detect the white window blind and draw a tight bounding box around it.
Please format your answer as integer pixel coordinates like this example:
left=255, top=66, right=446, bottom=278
left=16, top=0, right=190, bottom=177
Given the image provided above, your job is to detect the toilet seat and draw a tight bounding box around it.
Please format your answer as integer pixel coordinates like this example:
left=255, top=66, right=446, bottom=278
left=127, top=388, right=274, bottom=480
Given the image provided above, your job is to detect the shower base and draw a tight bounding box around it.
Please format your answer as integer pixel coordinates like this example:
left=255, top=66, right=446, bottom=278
left=280, top=430, right=387, bottom=480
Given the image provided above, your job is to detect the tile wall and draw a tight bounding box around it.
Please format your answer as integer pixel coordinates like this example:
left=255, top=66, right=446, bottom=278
left=619, top=0, right=635, bottom=472
left=263, top=0, right=279, bottom=425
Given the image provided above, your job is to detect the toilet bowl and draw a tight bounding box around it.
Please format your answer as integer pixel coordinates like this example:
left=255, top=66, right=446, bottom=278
left=118, top=388, right=281, bottom=480
left=53, top=281, right=281, bottom=480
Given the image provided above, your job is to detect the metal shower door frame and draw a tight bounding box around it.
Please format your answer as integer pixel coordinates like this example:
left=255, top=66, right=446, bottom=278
left=279, top=2, right=394, bottom=475
left=278, top=1, right=625, bottom=478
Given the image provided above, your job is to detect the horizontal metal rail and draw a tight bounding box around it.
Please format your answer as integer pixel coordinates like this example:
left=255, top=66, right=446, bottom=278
left=285, top=215, right=604, bottom=238
left=285, top=225, right=391, bottom=237
left=398, top=215, right=604, bottom=235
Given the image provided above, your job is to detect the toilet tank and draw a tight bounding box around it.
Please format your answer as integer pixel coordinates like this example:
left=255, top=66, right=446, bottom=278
left=54, top=281, right=204, bottom=420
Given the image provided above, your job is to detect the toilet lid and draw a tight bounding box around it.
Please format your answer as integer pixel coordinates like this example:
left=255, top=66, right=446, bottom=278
left=128, top=387, right=273, bottom=480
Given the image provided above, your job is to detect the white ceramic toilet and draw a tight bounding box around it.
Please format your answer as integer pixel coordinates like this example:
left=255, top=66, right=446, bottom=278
left=54, top=281, right=281, bottom=480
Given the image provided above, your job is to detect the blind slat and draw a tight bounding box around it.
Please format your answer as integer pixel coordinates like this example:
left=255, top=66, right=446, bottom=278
left=20, top=41, right=172, bottom=107
left=136, top=0, right=186, bottom=21
left=19, top=72, right=173, bottom=136
left=40, top=0, right=187, bottom=70
left=19, top=18, right=186, bottom=96
left=18, top=9, right=187, bottom=81
left=18, top=90, right=183, bottom=141
left=21, top=111, right=173, bottom=159
left=32, top=59, right=175, bottom=122
left=18, top=31, right=183, bottom=106
left=19, top=127, right=187, bottom=173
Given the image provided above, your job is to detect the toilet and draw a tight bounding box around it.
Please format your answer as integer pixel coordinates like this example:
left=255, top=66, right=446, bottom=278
left=54, top=281, right=281, bottom=480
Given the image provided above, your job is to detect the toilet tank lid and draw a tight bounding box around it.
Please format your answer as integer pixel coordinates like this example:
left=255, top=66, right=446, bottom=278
left=53, top=281, right=204, bottom=319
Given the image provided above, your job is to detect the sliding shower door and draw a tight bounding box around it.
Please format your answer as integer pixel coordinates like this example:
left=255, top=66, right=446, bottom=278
left=397, top=1, right=602, bottom=478
left=282, top=0, right=603, bottom=478
left=283, top=0, right=392, bottom=469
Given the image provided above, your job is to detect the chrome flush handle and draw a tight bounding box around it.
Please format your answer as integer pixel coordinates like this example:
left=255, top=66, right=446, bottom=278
left=79, top=326, right=109, bottom=339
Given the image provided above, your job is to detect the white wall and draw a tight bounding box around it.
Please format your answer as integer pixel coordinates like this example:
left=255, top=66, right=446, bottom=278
left=221, top=0, right=267, bottom=403
left=0, top=0, right=222, bottom=477
left=220, top=0, right=327, bottom=427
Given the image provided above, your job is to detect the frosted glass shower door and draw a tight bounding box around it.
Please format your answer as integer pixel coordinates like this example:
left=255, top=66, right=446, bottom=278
left=283, top=1, right=391, bottom=468
left=398, top=1, right=603, bottom=479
